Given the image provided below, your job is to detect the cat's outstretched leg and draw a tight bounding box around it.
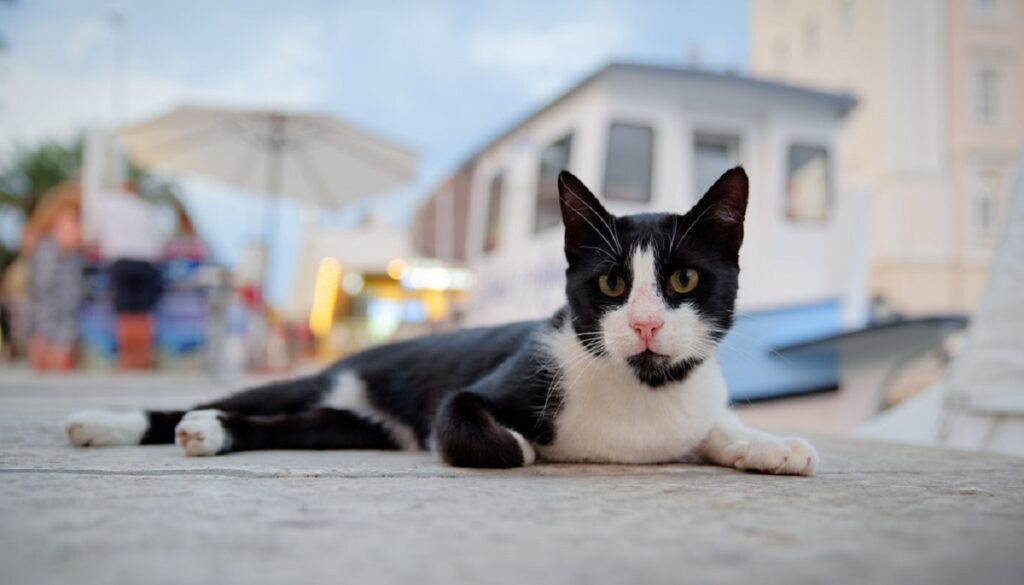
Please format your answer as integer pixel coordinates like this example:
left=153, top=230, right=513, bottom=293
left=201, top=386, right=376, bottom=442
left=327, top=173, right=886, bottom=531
left=174, top=407, right=413, bottom=456
left=64, top=409, right=189, bottom=447
left=701, top=411, right=818, bottom=476
left=65, top=373, right=333, bottom=447
left=64, top=410, right=150, bottom=447
left=434, top=391, right=536, bottom=468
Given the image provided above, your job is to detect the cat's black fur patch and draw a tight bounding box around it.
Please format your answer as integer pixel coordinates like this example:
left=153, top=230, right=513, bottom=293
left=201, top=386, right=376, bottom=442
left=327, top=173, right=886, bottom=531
left=219, top=408, right=400, bottom=453
left=141, top=374, right=335, bottom=444
left=325, top=320, right=558, bottom=447
left=200, top=373, right=334, bottom=415
left=626, top=352, right=705, bottom=388
left=141, top=410, right=187, bottom=444
left=435, top=392, right=527, bottom=468
left=127, top=167, right=748, bottom=468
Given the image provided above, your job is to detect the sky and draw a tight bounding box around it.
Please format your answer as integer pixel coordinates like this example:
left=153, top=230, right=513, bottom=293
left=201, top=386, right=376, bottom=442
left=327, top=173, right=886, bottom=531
left=0, top=0, right=748, bottom=302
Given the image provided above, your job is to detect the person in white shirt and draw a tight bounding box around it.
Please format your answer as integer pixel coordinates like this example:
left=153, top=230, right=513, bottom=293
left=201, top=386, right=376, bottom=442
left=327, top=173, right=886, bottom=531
left=95, top=185, right=169, bottom=369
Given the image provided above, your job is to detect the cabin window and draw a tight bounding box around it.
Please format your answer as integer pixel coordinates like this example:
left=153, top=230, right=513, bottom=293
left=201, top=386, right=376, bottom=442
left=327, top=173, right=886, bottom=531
left=972, top=0, right=1001, bottom=18
left=604, top=123, right=654, bottom=203
left=839, top=0, right=855, bottom=33
left=773, top=39, right=790, bottom=70
left=785, top=144, right=832, bottom=223
left=534, top=133, right=573, bottom=232
left=803, top=18, right=819, bottom=59
left=482, top=173, right=504, bottom=253
left=693, top=133, right=740, bottom=200
left=973, top=170, right=1001, bottom=240
left=975, top=66, right=1000, bottom=125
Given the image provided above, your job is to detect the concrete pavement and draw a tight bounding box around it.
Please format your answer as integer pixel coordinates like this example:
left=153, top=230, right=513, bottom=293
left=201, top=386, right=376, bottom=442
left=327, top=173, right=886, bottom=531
left=1, top=370, right=1022, bottom=585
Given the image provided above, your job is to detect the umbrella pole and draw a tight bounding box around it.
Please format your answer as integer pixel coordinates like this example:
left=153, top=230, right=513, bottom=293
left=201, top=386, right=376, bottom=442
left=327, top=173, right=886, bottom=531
left=262, top=114, right=287, bottom=303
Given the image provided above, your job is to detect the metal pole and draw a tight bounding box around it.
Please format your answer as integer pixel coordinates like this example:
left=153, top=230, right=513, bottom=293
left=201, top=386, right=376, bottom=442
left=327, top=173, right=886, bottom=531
left=437, top=183, right=455, bottom=260
left=108, top=12, right=127, bottom=125
left=262, top=114, right=286, bottom=302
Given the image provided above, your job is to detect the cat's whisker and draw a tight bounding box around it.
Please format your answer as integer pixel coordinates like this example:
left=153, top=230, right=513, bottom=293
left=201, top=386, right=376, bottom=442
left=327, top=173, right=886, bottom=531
left=674, top=203, right=716, bottom=252
left=535, top=347, right=600, bottom=427
left=611, top=217, right=623, bottom=254
left=713, top=328, right=799, bottom=367
left=731, top=309, right=765, bottom=321
left=561, top=179, right=623, bottom=254
left=668, top=216, right=679, bottom=255
left=581, top=245, right=619, bottom=265
left=566, top=205, right=620, bottom=259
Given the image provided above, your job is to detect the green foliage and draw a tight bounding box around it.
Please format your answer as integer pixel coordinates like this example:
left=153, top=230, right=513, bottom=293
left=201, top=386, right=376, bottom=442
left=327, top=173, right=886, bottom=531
left=0, top=140, right=83, bottom=275
left=0, top=136, right=183, bottom=276
left=0, top=139, right=83, bottom=216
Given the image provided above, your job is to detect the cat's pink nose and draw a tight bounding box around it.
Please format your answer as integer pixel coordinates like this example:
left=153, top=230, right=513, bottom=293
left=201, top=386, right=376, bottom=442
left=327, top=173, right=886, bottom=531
left=630, top=319, right=663, bottom=344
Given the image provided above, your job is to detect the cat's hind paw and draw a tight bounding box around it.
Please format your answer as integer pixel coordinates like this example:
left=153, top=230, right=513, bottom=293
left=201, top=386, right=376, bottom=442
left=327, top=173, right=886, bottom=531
left=175, top=410, right=229, bottom=457
left=721, top=436, right=818, bottom=476
left=65, top=410, right=147, bottom=447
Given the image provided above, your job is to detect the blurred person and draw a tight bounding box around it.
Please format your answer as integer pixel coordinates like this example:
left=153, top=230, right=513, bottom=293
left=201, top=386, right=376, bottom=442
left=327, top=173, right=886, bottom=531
left=210, top=283, right=250, bottom=380
left=263, top=308, right=290, bottom=372
left=235, top=275, right=269, bottom=371
left=0, top=291, right=12, bottom=359
left=21, top=186, right=84, bottom=371
left=0, top=256, right=29, bottom=360
left=96, top=184, right=169, bottom=369
left=166, top=203, right=203, bottom=251
left=157, top=203, right=212, bottom=370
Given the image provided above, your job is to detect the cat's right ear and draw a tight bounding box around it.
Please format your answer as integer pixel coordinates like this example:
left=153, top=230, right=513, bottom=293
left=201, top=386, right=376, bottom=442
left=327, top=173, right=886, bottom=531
left=558, top=171, right=615, bottom=261
left=686, top=166, right=749, bottom=255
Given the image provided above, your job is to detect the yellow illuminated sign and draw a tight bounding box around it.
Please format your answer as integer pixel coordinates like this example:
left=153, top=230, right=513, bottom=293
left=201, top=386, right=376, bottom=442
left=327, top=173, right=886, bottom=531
left=309, top=258, right=342, bottom=337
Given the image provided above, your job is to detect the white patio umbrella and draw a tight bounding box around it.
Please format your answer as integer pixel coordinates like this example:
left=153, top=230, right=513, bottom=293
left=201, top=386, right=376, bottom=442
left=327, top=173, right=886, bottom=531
left=118, top=105, right=418, bottom=291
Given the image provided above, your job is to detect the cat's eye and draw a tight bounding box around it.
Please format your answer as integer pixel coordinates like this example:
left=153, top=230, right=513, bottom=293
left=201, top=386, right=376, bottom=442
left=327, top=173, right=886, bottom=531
left=669, top=269, right=699, bottom=294
left=598, top=274, right=626, bottom=297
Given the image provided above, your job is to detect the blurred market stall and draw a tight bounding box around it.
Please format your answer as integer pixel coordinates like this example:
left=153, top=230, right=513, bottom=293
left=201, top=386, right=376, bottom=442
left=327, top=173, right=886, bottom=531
left=113, top=106, right=419, bottom=370
left=117, top=106, right=419, bottom=293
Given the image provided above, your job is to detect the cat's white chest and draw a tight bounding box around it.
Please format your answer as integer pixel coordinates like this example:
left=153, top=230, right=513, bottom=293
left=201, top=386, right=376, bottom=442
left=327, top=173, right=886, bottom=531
left=537, top=353, right=728, bottom=465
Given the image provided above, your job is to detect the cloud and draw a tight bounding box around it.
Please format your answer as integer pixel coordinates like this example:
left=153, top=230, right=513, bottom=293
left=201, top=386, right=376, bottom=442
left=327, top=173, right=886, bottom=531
left=469, top=11, right=631, bottom=98
left=62, top=17, right=107, bottom=63
left=230, top=16, right=333, bottom=108
left=0, top=15, right=334, bottom=158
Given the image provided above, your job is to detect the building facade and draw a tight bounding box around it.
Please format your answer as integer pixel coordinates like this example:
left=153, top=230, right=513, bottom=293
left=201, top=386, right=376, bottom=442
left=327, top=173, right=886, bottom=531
left=750, top=0, right=1024, bottom=314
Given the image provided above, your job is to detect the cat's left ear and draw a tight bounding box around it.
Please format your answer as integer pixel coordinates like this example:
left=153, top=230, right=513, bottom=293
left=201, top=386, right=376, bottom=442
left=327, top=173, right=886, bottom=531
left=687, top=166, right=749, bottom=254
left=558, top=171, right=616, bottom=262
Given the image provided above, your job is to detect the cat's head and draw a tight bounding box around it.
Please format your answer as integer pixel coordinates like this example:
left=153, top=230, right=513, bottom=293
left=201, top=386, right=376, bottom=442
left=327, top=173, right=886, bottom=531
left=558, top=167, right=748, bottom=387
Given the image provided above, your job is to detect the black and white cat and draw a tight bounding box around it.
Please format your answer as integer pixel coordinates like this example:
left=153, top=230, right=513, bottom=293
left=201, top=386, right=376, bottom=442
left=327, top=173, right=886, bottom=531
left=65, top=168, right=817, bottom=475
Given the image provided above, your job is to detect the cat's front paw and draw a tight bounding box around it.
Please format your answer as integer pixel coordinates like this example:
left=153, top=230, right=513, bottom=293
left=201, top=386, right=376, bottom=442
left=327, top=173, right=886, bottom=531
left=720, top=436, right=818, bottom=476
left=175, top=410, right=229, bottom=456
